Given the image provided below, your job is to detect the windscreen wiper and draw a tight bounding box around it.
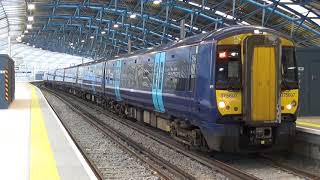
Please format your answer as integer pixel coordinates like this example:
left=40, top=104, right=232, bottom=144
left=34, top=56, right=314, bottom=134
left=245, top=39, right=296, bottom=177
left=281, top=76, right=290, bottom=90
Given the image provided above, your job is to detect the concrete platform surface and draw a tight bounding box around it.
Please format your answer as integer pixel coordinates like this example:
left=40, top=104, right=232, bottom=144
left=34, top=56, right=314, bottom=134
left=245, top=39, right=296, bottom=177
left=0, top=83, right=97, bottom=180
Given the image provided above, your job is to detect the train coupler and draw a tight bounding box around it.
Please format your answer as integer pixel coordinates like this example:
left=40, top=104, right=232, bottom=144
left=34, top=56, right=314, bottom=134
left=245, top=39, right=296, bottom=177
left=249, top=127, right=273, bottom=145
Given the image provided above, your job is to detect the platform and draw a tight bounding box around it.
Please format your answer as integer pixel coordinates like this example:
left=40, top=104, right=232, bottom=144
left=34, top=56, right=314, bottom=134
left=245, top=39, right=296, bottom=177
left=0, top=82, right=97, bottom=180
left=297, top=117, right=320, bottom=131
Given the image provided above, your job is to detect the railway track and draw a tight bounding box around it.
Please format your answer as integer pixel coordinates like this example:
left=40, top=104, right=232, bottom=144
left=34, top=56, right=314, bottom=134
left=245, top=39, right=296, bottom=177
left=40, top=85, right=259, bottom=180
left=40, top=85, right=320, bottom=180
left=42, top=86, right=196, bottom=180
left=257, top=154, right=320, bottom=180
left=45, top=92, right=104, bottom=180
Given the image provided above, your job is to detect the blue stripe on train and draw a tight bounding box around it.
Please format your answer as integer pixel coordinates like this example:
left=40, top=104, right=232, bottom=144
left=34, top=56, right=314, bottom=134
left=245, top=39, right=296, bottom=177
left=114, top=60, right=122, bottom=101
left=152, top=52, right=166, bottom=113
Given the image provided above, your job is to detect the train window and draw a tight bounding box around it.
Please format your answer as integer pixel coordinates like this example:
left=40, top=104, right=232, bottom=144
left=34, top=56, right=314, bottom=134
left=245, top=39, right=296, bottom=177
left=121, top=59, right=138, bottom=89
left=136, top=56, right=153, bottom=90
left=164, top=54, right=189, bottom=91
left=215, top=45, right=241, bottom=90
left=281, top=47, right=298, bottom=89
left=188, top=54, right=197, bottom=91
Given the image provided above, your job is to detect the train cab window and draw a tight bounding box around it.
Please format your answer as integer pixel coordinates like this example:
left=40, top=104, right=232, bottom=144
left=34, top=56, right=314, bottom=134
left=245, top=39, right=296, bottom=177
left=215, top=45, right=241, bottom=90
left=281, top=47, right=298, bottom=89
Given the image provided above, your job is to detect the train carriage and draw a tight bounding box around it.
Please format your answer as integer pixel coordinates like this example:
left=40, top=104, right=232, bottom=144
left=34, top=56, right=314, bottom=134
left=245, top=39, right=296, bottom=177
left=47, top=26, right=299, bottom=152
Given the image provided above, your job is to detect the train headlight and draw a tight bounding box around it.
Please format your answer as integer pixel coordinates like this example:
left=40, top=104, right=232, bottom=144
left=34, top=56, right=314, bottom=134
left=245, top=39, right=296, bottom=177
left=218, top=101, right=226, bottom=108
left=286, top=104, right=292, bottom=110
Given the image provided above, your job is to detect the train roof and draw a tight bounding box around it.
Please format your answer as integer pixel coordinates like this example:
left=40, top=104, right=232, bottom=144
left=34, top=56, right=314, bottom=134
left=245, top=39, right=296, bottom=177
left=60, top=25, right=293, bottom=70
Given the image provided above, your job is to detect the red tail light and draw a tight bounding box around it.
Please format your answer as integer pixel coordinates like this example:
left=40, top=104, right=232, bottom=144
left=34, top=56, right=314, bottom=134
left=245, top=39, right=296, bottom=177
left=219, top=52, right=227, bottom=59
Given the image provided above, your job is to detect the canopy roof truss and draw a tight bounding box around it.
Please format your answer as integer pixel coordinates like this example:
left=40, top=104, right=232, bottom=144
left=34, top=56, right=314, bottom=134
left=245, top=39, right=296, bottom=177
left=22, top=0, right=320, bottom=59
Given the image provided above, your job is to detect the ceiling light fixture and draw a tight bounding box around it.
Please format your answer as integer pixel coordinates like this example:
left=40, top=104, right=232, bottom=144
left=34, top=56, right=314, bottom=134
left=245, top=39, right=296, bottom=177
left=113, top=24, right=119, bottom=28
left=81, top=40, right=85, bottom=43
left=24, top=30, right=29, bottom=33
left=28, top=4, right=35, bottom=10
left=90, top=35, right=94, bottom=39
left=27, top=16, right=34, bottom=21
left=26, top=24, right=32, bottom=29
left=101, top=31, right=106, bottom=34
left=153, top=0, right=161, bottom=4
left=129, top=14, right=137, bottom=18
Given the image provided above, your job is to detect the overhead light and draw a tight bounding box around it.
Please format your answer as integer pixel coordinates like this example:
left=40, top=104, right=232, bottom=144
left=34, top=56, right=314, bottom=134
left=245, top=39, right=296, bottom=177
left=69, top=43, right=73, bottom=46
left=101, top=31, right=106, bottom=34
left=113, top=24, right=119, bottom=28
left=28, top=4, right=35, bottom=10
left=16, top=37, right=22, bottom=42
left=90, top=35, right=94, bottom=39
left=32, top=45, right=36, bottom=48
left=24, top=30, right=29, bottom=33
left=27, top=24, right=32, bottom=29
left=153, top=0, right=161, bottom=4
left=81, top=40, right=85, bottom=43
left=27, top=43, right=30, bottom=45
left=27, top=16, right=34, bottom=21
left=21, top=34, right=25, bottom=38
left=129, top=14, right=137, bottom=19
left=254, top=29, right=261, bottom=34
left=115, top=55, right=119, bottom=57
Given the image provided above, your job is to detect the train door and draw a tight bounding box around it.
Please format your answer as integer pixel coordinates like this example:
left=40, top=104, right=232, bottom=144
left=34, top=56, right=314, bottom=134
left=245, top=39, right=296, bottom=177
left=252, top=47, right=276, bottom=120
left=188, top=45, right=199, bottom=113
left=152, top=52, right=166, bottom=112
left=243, top=35, right=281, bottom=123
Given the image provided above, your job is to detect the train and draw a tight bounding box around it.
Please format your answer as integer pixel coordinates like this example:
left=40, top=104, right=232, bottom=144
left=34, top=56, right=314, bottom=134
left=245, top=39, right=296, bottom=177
left=45, top=26, right=299, bottom=152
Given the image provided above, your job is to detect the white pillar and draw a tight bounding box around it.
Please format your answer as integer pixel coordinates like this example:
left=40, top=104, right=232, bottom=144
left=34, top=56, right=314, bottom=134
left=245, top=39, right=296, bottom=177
left=7, top=35, right=11, bottom=57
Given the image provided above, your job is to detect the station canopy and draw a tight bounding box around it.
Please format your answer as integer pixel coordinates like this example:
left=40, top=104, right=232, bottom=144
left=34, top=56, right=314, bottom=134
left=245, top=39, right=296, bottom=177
left=1, top=0, right=320, bottom=62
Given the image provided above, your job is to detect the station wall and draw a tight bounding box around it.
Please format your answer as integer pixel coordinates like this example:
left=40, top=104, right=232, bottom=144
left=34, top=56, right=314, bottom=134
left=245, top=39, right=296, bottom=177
left=296, top=48, right=320, bottom=116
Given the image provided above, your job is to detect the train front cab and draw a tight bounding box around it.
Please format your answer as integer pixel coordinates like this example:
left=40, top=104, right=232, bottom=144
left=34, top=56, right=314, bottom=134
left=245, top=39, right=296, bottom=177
left=214, top=30, right=298, bottom=152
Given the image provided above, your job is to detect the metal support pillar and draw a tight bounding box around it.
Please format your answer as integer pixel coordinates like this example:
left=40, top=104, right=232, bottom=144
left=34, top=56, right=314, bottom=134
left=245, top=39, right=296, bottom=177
left=232, top=0, right=236, bottom=18
left=128, top=37, right=131, bottom=54
left=140, top=0, right=144, bottom=16
left=262, top=3, right=265, bottom=26
left=7, top=35, right=11, bottom=57
left=180, top=19, right=185, bottom=39
left=290, top=20, right=294, bottom=37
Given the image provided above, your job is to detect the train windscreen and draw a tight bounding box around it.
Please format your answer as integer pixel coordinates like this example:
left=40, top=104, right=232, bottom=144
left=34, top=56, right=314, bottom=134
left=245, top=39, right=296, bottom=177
left=215, top=45, right=241, bottom=90
left=281, top=47, right=298, bottom=89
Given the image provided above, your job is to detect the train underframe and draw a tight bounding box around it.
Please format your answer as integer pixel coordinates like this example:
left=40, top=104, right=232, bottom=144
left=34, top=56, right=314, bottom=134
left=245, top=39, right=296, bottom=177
left=46, top=82, right=296, bottom=153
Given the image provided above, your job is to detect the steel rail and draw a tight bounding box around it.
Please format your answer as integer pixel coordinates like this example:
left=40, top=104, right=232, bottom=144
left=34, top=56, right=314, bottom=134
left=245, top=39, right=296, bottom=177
left=41, top=90, right=104, bottom=180
left=41, top=85, right=260, bottom=180
left=42, top=86, right=196, bottom=180
left=258, top=154, right=320, bottom=180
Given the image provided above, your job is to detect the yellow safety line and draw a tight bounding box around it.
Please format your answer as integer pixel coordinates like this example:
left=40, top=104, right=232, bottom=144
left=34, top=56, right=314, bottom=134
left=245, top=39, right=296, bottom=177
left=297, top=121, right=320, bottom=129
left=29, top=84, right=60, bottom=180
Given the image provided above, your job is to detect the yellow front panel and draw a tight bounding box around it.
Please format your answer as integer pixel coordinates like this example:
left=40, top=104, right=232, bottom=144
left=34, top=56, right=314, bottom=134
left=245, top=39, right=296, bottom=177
left=216, top=90, right=242, bottom=115
left=281, top=89, right=299, bottom=114
left=252, top=47, right=276, bottom=121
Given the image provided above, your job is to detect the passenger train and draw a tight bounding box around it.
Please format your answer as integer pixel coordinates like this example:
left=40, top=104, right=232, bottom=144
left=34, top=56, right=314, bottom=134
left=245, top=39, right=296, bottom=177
left=45, top=26, right=299, bottom=152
